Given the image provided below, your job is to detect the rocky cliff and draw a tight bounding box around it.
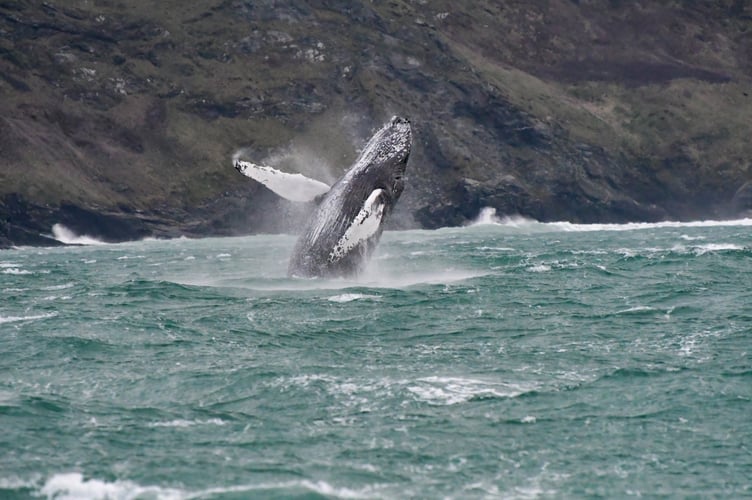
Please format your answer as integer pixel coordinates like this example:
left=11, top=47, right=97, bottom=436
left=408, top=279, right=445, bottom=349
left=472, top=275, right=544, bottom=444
left=2, top=1, right=752, bottom=247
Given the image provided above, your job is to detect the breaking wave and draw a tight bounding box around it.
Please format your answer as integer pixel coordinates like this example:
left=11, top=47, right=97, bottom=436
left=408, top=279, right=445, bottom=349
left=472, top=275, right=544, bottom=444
left=37, top=472, right=380, bottom=500
left=51, top=224, right=107, bottom=246
left=470, top=207, right=752, bottom=232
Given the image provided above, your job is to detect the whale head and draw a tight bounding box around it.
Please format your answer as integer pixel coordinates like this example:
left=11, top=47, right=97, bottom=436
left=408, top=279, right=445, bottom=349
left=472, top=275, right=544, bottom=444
left=349, top=116, right=412, bottom=202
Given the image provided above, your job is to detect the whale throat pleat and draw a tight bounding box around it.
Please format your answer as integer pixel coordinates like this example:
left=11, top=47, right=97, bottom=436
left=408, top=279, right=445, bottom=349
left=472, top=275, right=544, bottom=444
left=329, top=189, right=386, bottom=263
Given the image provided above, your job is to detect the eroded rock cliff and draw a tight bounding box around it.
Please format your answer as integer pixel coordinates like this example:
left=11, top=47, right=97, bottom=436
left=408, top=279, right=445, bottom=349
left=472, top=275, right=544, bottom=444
left=2, top=1, right=751, bottom=246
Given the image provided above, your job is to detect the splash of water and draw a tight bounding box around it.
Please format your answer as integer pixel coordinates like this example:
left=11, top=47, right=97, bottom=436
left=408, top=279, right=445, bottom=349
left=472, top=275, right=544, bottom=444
left=469, top=207, right=752, bottom=232
left=469, top=207, right=537, bottom=227
left=51, top=224, right=107, bottom=246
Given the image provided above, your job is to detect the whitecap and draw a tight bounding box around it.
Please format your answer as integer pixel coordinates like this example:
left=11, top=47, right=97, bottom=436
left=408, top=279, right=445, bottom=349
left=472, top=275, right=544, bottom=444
left=477, top=246, right=516, bottom=252
left=2, top=268, right=31, bottom=275
left=39, top=473, right=382, bottom=500
left=147, top=418, right=227, bottom=428
left=40, top=473, right=182, bottom=500
left=545, top=218, right=752, bottom=232
left=614, top=306, right=655, bottom=315
left=526, top=264, right=551, bottom=273
left=42, top=295, right=71, bottom=301
left=327, top=293, right=381, bottom=303
left=0, top=312, right=58, bottom=324
left=468, top=207, right=752, bottom=233
left=197, top=479, right=383, bottom=499
left=691, top=243, right=744, bottom=255
left=42, top=283, right=75, bottom=291
left=407, top=376, right=536, bottom=405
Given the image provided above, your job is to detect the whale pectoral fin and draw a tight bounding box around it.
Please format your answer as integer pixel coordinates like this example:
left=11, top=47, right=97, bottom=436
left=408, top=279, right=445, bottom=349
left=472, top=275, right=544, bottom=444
left=234, top=159, right=331, bottom=203
left=329, top=189, right=387, bottom=263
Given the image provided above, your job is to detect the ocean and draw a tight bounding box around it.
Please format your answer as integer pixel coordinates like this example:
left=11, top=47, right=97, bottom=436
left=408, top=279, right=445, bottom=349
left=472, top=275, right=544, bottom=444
left=2, top=213, right=751, bottom=498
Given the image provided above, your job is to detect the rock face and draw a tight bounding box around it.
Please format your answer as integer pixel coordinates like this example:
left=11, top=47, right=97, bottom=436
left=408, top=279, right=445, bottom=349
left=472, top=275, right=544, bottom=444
left=2, top=1, right=752, bottom=247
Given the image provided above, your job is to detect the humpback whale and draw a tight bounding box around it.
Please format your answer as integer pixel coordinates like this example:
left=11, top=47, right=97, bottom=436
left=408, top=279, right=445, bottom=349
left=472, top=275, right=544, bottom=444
left=234, top=116, right=412, bottom=278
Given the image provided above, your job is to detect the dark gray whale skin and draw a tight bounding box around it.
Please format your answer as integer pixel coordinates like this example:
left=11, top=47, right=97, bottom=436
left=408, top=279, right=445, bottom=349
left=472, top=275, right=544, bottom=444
left=288, top=116, right=412, bottom=278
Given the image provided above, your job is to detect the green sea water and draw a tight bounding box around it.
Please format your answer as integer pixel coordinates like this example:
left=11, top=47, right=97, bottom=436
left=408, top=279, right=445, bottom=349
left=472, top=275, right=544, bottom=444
left=1, top=217, right=751, bottom=498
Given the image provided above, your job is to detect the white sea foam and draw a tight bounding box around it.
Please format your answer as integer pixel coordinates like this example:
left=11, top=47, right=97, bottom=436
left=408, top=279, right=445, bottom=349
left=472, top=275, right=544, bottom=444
left=526, top=264, right=551, bottom=273
left=470, top=207, right=508, bottom=225
left=41, top=283, right=75, bottom=291
left=42, top=295, right=71, bottom=301
left=2, top=267, right=31, bottom=275
left=680, top=234, right=706, bottom=241
left=193, top=479, right=382, bottom=499
left=469, top=207, right=752, bottom=232
left=327, top=293, right=381, bottom=303
left=614, top=306, right=655, bottom=315
left=147, top=418, right=227, bottom=428
left=356, top=268, right=489, bottom=289
left=691, top=243, right=744, bottom=255
left=0, top=312, right=58, bottom=324
left=51, top=224, right=107, bottom=245
left=40, top=473, right=182, bottom=500
left=407, top=376, right=537, bottom=405
left=38, top=473, right=382, bottom=500
left=237, top=268, right=488, bottom=292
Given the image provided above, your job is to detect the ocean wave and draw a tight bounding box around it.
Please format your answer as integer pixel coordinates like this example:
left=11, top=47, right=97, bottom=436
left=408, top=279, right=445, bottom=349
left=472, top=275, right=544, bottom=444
left=407, top=376, right=538, bottom=405
left=51, top=224, right=107, bottom=246
left=37, top=472, right=382, bottom=500
left=39, top=473, right=182, bottom=500
left=0, top=312, right=59, bottom=324
left=2, top=267, right=31, bottom=275
left=327, top=293, right=381, bottom=303
left=41, top=283, right=76, bottom=291
left=468, top=207, right=752, bottom=233
left=526, top=264, right=552, bottom=273
left=147, top=418, right=227, bottom=428
left=689, top=243, right=745, bottom=255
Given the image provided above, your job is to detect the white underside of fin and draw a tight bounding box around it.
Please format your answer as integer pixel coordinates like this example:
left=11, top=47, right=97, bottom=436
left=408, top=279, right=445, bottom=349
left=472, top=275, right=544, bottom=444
left=329, top=189, right=386, bottom=263
left=234, top=159, right=331, bottom=202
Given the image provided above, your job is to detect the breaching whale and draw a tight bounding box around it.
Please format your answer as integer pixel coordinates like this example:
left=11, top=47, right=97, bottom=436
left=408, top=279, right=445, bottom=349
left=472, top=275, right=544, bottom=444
left=234, top=116, right=412, bottom=278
